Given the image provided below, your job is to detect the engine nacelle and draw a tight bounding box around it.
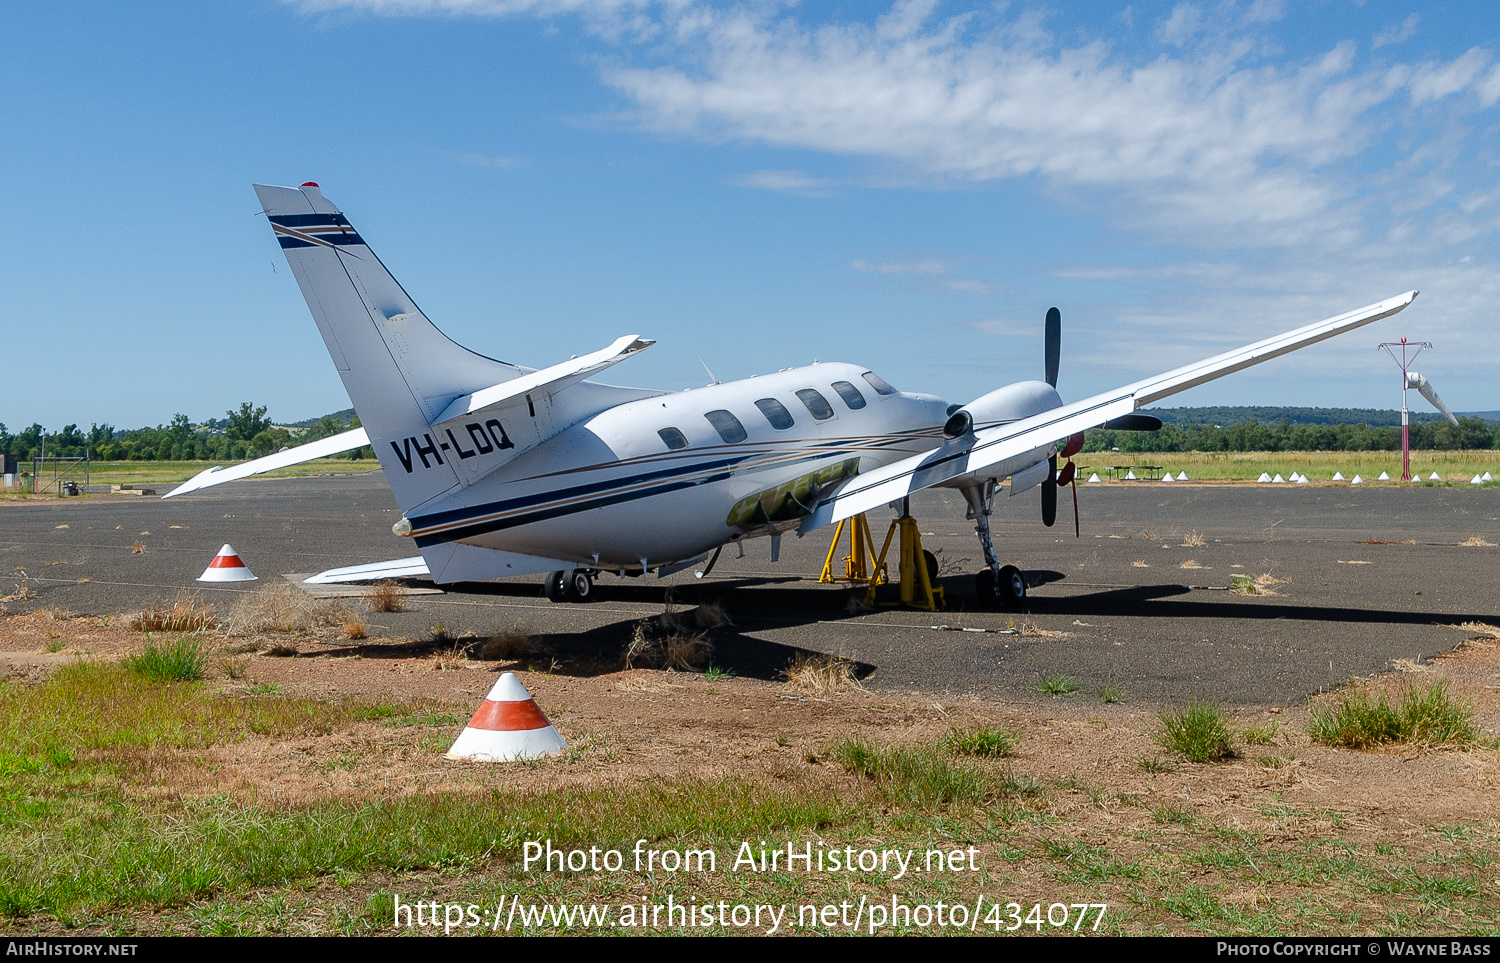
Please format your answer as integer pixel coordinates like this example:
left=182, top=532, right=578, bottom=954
left=943, top=381, right=1062, bottom=438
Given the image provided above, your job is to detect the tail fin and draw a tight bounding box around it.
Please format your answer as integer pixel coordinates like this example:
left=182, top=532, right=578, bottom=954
left=255, top=182, right=522, bottom=512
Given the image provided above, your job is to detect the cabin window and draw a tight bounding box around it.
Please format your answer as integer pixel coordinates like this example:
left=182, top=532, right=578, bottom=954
left=830, top=381, right=867, bottom=410
left=703, top=409, right=748, bottom=444
left=795, top=388, right=835, bottom=421
left=658, top=427, right=689, bottom=450
left=861, top=371, right=898, bottom=395
left=754, top=398, right=795, bottom=430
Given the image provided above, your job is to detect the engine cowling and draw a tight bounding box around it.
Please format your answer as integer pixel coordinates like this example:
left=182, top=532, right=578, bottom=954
left=943, top=381, right=1062, bottom=439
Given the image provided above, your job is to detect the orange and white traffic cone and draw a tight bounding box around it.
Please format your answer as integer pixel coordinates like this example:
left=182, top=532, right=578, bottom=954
left=447, top=672, right=566, bottom=761
left=197, top=544, right=257, bottom=582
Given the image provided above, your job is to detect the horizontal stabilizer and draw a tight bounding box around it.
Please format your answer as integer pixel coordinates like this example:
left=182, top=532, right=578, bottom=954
left=163, top=427, right=370, bottom=498
left=305, top=555, right=429, bottom=584
left=432, top=334, right=653, bottom=428
left=802, top=291, right=1416, bottom=530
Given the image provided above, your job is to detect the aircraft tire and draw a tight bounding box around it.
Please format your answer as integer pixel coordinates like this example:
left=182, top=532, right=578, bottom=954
left=998, top=564, right=1027, bottom=607
left=974, top=568, right=998, bottom=604
left=564, top=569, right=593, bottom=603
left=544, top=570, right=568, bottom=603
left=923, top=549, right=940, bottom=585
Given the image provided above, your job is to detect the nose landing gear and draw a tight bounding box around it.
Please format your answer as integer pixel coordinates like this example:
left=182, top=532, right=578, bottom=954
left=962, top=481, right=1029, bottom=608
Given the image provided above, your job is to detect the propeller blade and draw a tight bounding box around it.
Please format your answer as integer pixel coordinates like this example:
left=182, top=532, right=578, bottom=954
left=1042, top=454, right=1058, bottom=527
left=1044, top=307, right=1061, bottom=388
left=1100, top=414, right=1162, bottom=432
left=1057, top=461, right=1076, bottom=487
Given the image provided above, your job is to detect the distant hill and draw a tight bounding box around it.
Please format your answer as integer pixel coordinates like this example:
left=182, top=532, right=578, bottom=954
left=289, top=408, right=357, bottom=429
left=1143, top=406, right=1499, bottom=427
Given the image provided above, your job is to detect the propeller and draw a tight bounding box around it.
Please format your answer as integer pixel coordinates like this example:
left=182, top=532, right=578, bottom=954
left=1041, top=306, right=1062, bottom=525
left=1044, top=307, right=1061, bottom=388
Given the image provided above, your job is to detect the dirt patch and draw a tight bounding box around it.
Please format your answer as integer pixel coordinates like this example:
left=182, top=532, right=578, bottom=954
left=2, top=606, right=1499, bottom=832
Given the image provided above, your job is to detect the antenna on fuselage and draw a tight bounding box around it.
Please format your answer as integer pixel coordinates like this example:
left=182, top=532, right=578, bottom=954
left=699, top=357, right=721, bottom=386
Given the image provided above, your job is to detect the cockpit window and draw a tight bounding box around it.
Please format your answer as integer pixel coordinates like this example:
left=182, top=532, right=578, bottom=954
left=830, top=381, right=867, bottom=410
left=658, top=427, right=689, bottom=450
left=755, top=398, right=795, bottom=430
left=861, top=371, right=898, bottom=396
left=795, top=389, right=835, bottom=421
left=703, top=409, right=748, bottom=444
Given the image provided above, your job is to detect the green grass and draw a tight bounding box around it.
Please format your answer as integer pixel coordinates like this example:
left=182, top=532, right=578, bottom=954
left=832, top=738, right=993, bottom=807
left=1241, top=721, right=1280, bottom=746
left=123, top=637, right=207, bottom=683
left=4, top=659, right=1500, bottom=935
left=1155, top=699, right=1236, bottom=762
left=1075, top=450, right=1498, bottom=484
left=1310, top=680, right=1476, bottom=749
left=1099, top=682, right=1125, bottom=703
left=941, top=725, right=1019, bottom=757
left=1031, top=674, right=1081, bottom=696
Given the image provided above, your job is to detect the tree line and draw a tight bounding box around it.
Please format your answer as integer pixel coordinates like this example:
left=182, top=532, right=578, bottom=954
left=0, top=404, right=373, bottom=462
left=1083, top=417, right=1496, bottom=454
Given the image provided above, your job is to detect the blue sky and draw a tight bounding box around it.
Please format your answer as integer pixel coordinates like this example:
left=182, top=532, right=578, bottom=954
left=3, top=1, right=1497, bottom=432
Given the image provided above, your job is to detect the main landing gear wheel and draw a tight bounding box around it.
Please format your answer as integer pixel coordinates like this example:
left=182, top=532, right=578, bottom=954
left=564, top=569, right=593, bottom=602
left=975, top=565, right=1027, bottom=608
left=544, top=569, right=594, bottom=603
left=923, top=549, right=939, bottom=586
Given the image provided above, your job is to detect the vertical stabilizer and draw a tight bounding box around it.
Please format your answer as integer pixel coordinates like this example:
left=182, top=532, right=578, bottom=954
left=255, top=182, right=523, bottom=511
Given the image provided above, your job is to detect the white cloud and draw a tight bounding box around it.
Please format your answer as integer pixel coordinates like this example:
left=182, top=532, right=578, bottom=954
left=1408, top=47, right=1491, bottom=103
left=1372, top=13, right=1418, bottom=49
left=848, top=256, right=1001, bottom=294
left=601, top=8, right=1498, bottom=246
left=849, top=257, right=946, bottom=276
left=455, top=152, right=527, bottom=168
left=727, top=168, right=832, bottom=194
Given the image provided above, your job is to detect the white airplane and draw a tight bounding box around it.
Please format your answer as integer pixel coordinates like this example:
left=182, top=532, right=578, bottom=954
left=167, top=181, right=1416, bottom=606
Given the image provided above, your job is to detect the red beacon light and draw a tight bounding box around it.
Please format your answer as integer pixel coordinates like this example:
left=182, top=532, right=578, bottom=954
left=301, top=181, right=319, bottom=188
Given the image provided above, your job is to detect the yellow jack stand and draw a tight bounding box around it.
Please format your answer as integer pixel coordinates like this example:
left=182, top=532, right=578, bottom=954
left=864, top=514, right=945, bottom=611
left=819, top=513, right=886, bottom=585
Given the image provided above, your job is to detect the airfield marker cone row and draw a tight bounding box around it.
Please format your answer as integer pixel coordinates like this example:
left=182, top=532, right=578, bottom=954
left=447, top=672, right=567, bottom=761
left=197, top=544, right=257, bottom=582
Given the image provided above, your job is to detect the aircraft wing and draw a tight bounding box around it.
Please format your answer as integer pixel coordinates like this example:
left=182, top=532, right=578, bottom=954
left=800, top=291, right=1417, bottom=530
left=162, top=427, right=370, bottom=498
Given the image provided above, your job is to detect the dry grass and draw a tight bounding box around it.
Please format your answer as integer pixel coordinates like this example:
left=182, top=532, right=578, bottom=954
left=1179, top=559, right=1206, bottom=569
left=1230, top=573, right=1283, bottom=596
left=1132, top=560, right=1149, bottom=567
left=341, top=617, right=367, bottom=641
left=131, top=541, right=145, bottom=554
left=1458, top=536, right=1496, bottom=547
left=365, top=580, right=406, bottom=613
left=693, top=600, right=731, bottom=630
left=781, top=653, right=864, bottom=696
left=2, top=573, right=35, bottom=602
left=130, top=597, right=218, bottom=633
left=428, top=641, right=470, bottom=671
left=1018, top=622, right=1069, bottom=638
left=624, top=620, right=712, bottom=671
left=1181, top=530, right=1207, bottom=547
left=229, top=582, right=351, bottom=636
left=476, top=622, right=541, bottom=661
